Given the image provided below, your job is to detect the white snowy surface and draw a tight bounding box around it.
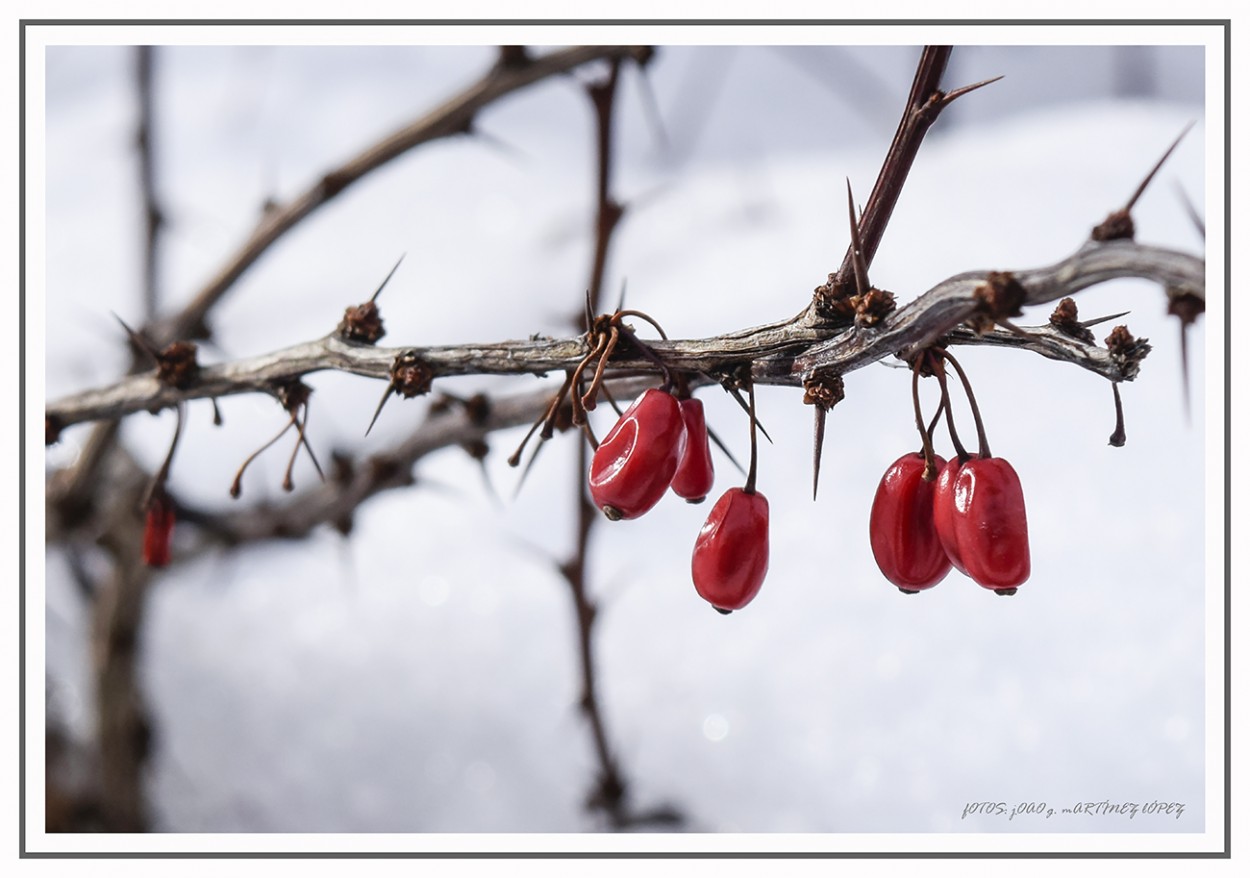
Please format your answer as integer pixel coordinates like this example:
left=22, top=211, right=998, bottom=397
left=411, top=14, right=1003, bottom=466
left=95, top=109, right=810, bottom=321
left=41, top=44, right=1210, bottom=838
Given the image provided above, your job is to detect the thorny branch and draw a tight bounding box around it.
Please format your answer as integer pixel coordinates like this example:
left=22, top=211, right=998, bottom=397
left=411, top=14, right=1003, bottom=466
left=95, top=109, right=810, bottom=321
left=47, top=238, right=1204, bottom=431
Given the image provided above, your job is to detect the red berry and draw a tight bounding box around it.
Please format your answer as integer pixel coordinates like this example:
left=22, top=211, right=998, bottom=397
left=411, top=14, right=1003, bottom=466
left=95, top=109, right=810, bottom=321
left=143, top=495, right=175, bottom=568
left=936, top=456, right=1030, bottom=592
left=588, top=388, right=687, bottom=520
left=691, top=487, right=769, bottom=611
left=932, top=457, right=970, bottom=576
left=869, top=452, right=952, bottom=592
left=670, top=398, right=715, bottom=503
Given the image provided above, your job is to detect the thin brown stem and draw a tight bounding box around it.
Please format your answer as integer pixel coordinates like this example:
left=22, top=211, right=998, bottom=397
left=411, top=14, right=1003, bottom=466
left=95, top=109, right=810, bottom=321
left=911, top=358, right=937, bottom=480
left=937, top=349, right=991, bottom=459
left=744, top=378, right=759, bottom=495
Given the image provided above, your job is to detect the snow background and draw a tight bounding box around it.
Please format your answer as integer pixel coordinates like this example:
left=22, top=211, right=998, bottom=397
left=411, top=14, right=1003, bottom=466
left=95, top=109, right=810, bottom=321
left=39, top=40, right=1211, bottom=841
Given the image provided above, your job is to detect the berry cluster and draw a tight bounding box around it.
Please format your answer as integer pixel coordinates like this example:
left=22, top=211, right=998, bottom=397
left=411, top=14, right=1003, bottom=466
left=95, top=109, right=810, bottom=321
left=589, top=385, right=769, bottom=614
left=871, top=451, right=1029, bottom=594
left=869, top=349, right=1030, bottom=595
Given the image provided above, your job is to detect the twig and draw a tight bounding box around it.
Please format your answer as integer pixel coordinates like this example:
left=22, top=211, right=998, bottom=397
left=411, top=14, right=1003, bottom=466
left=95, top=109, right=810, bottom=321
left=48, top=239, right=1203, bottom=431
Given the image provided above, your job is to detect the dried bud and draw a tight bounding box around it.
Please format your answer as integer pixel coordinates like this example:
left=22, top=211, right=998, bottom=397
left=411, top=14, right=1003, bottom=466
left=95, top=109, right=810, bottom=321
left=1049, top=297, right=1095, bottom=344
left=1105, top=325, right=1152, bottom=381
left=391, top=351, right=434, bottom=399
left=803, top=374, right=845, bottom=411
left=337, top=301, right=385, bottom=344
left=1166, top=287, right=1205, bottom=327
left=1091, top=208, right=1135, bottom=242
left=155, top=341, right=200, bottom=389
left=854, top=287, right=897, bottom=327
left=275, top=379, right=313, bottom=413
left=968, top=271, right=1027, bottom=335
left=813, top=273, right=858, bottom=322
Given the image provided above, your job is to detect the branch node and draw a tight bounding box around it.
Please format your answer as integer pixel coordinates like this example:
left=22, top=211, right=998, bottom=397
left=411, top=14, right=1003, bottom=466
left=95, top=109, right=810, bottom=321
left=968, top=271, right=1026, bottom=335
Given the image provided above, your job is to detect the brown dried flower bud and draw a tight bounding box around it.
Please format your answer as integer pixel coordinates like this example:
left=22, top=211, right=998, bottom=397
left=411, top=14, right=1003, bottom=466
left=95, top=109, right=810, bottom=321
left=1104, top=325, right=1152, bottom=381
left=337, top=301, right=386, bottom=344
left=1091, top=208, right=1135, bottom=242
left=391, top=351, right=434, bottom=399
left=803, top=374, right=845, bottom=411
left=968, top=271, right=1027, bottom=335
left=854, top=287, right=897, bottom=327
left=1049, top=297, right=1095, bottom=344
left=155, top=341, right=200, bottom=389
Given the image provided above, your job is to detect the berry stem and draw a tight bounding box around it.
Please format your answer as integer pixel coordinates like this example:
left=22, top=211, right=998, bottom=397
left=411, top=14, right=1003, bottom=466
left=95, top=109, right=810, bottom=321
left=910, top=356, right=938, bottom=480
left=142, top=403, right=185, bottom=510
left=744, top=376, right=759, bottom=495
left=938, top=349, right=991, bottom=459
left=931, top=358, right=969, bottom=462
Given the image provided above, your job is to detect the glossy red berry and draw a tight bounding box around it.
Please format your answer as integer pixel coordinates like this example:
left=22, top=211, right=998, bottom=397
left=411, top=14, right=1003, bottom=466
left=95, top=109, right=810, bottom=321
left=869, top=452, right=952, bottom=592
left=691, top=487, right=769, bottom=612
left=932, top=457, right=970, bottom=576
left=670, top=398, right=715, bottom=503
left=143, top=495, right=175, bottom=568
left=588, top=388, right=687, bottom=520
left=934, top=456, right=1030, bottom=592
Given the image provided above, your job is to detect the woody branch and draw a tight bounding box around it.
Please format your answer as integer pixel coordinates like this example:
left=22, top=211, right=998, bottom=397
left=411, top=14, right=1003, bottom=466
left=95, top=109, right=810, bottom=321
left=46, top=238, right=1204, bottom=431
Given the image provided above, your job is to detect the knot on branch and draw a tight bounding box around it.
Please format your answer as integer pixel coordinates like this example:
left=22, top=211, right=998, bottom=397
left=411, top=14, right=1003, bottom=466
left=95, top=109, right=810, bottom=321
left=337, top=300, right=385, bottom=344
left=1049, top=297, right=1095, bottom=343
left=812, top=280, right=896, bottom=327
left=275, top=378, right=313, bottom=412
left=1092, top=208, right=1135, bottom=242
left=1166, top=287, right=1205, bottom=327
left=968, top=271, right=1026, bottom=335
left=854, top=287, right=897, bottom=327
left=155, top=341, right=200, bottom=390
left=803, top=373, right=845, bottom=411
left=390, top=350, right=434, bottom=398
left=1104, top=325, right=1152, bottom=380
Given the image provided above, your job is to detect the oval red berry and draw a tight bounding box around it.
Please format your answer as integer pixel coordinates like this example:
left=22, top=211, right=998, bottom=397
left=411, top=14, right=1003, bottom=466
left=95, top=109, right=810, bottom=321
left=670, top=398, right=715, bottom=503
left=943, top=456, right=1030, bottom=591
left=691, top=487, right=769, bottom=611
left=588, top=388, right=687, bottom=520
left=143, top=496, right=175, bottom=568
left=869, top=452, right=952, bottom=591
left=932, top=456, right=970, bottom=576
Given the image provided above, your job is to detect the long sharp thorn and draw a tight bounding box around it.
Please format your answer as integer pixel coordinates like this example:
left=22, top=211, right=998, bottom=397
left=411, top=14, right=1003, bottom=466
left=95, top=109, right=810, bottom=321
left=111, top=312, right=159, bottom=360
left=583, top=288, right=594, bottom=331
left=364, top=384, right=396, bottom=436
left=939, top=74, right=1004, bottom=107
left=512, top=437, right=548, bottom=499
left=297, top=405, right=326, bottom=483
left=996, top=318, right=1031, bottom=338
left=812, top=407, right=827, bottom=501
left=1079, top=310, right=1132, bottom=329
left=1125, top=121, right=1196, bottom=212
left=370, top=254, right=406, bottom=303
left=615, top=277, right=628, bottom=314
left=1179, top=323, right=1192, bottom=424
left=727, top=385, right=773, bottom=444
left=846, top=179, right=869, bottom=296
left=1175, top=182, right=1206, bottom=239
